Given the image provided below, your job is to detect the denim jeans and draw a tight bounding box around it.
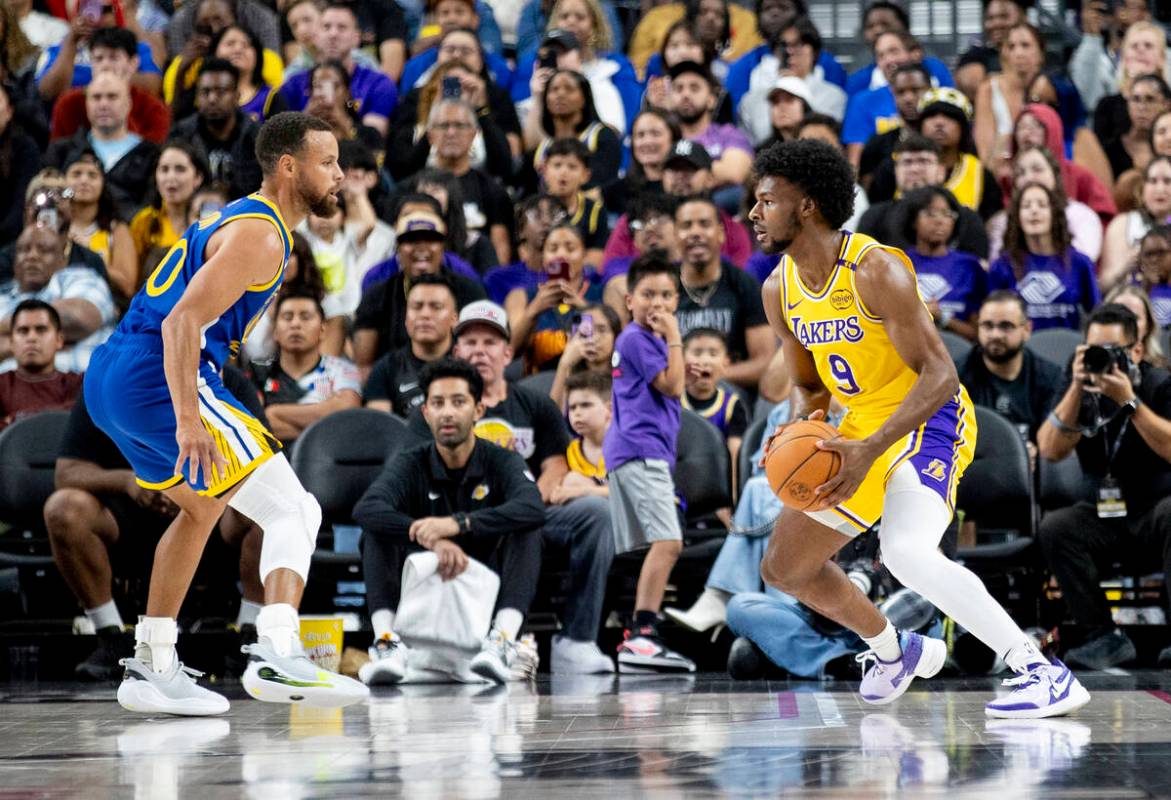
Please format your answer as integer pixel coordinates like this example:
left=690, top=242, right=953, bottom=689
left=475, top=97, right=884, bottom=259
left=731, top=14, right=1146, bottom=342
left=706, top=475, right=783, bottom=595
left=726, top=592, right=865, bottom=678
left=543, top=496, right=615, bottom=642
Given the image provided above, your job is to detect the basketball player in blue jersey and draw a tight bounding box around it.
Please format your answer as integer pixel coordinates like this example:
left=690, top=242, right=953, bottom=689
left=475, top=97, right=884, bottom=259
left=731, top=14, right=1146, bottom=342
left=747, top=139, right=1089, bottom=719
left=84, top=113, right=369, bottom=715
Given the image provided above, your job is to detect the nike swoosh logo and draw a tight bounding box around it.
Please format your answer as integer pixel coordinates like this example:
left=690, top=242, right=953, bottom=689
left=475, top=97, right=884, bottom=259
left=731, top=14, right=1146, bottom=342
left=786, top=300, right=802, bottom=311
left=398, top=382, right=418, bottom=393
left=1050, top=668, right=1073, bottom=702
left=622, top=641, right=661, bottom=657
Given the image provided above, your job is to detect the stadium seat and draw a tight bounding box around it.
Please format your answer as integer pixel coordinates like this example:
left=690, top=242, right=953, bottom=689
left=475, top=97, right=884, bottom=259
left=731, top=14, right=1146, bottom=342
left=1025, top=328, right=1081, bottom=369
left=674, top=409, right=732, bottom=538
left=1038, top=453, right=1083, bottom=513
left=0, top=411, right=70, bottom=543
left=955, top=407, right=1035, bottom=558
left=517, top=370, right=555, bottom=399
left=940, top=329, right=972, bottom=364
left=739, top=416, right=769, bottom=496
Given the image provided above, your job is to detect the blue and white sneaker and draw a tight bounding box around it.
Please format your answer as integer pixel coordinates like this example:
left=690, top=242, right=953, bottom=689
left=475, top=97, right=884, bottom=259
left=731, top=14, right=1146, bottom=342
left=855, top=631, right=947, bottom=705
left=985, top=658, right=1090, bottom=719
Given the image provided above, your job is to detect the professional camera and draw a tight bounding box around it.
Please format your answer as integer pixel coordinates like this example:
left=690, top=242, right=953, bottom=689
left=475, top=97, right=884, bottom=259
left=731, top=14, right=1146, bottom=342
left=1082, top=344, right=1131, bottom=375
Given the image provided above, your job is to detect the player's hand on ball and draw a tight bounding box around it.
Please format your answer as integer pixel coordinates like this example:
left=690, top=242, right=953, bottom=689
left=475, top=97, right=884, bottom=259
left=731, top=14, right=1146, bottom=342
left=174, top=421, right=227, bottom=488
left=810, top=436, right=880, bottom=510
left=759, top=409, right=828, bottom=467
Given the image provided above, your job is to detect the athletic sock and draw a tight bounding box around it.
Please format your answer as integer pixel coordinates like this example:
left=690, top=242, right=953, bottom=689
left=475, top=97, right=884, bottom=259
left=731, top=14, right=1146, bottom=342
left=633, top=610, right=661, bottom=637
left=85, top=600, right=123, bottom=631
left=256, top=603, right=300, bottom=657
left=370, top=609, right=396, bottom=641
left=493, top=608, right=523, bottom=640
left=1005, top=637, right=1049, bottom=672
left=863, top=619, right=903, bottom=662
left=135, top=616, right=177, bottom=674
left=236, top=599, right=263, bottom=628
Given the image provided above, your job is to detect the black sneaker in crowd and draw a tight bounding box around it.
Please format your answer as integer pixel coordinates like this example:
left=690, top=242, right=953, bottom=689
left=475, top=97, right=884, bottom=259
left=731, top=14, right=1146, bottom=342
left=1063, top=629, right=1136, bottom=670
left=75, top=625, right=131, bottom=681
left=224, top=623, right=258, bottom=679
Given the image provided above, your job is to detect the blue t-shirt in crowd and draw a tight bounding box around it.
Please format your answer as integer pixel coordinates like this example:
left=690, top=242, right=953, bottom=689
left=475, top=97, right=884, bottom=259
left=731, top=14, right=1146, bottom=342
left=36, top=41, right=161, bottom=88
left=280, top=63, right=397, bottom=121
left=604, top=321, right=681, bottom=471
left=745, top=251, right=779, bottom=285
left=909, top=249, right=988, bottom=323
left=483, top=262, right=540, bottom=304
left=842, top=86, right=900, bottom=145
left=89, top=133, right=143, bottom=173
left=845, top=56, right=954, bottom=97
left=987, top=250, right=1101, bottom=330
left=398, top=48, right=514, bottom=94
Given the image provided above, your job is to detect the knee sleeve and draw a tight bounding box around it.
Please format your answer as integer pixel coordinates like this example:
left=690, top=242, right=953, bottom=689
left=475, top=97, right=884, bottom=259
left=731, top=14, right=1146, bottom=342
left=228, top=454, right=321, bottom=584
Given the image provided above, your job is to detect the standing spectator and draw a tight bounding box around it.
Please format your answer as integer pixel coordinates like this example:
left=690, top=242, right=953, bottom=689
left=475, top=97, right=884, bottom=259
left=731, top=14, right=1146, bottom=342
left=213, top=24, right=289, bottom=123
left=354, top=357, right=545, bottom=685
left=167, top=0, right=281, bottom=65
left=955, top=0, right=1026, bottom=99
left=973, top=21, right=1045, bottom=164
left=602, top=109, right=678, bottom=216
left=524, top=67, right=622, bottom=192
left=246, top=288, right=362, bottom=444
left=989, top=183, right=1101, bottom=330
left=0, top=300, right=83, bottom=429
left=365, top=274, right=457, bottom=418
left=46, top=73, right=160, bottom=218
left=169, top=59, right=263, bottom=200
left=672, top=196, right=775, bottom=389
left=537, top=138, right=608, bottom=264
left=279, top=2, right=397, bottom=136
left=1037, top=303, right=1171, bottom=669
left=858, top=62, right=930, bottom=194
left=0, top=82, right=41, bottom=249
left=958, top=290, right=1063, bottom=443
left=1102, top=155, right=1171, bottom=290
left=901, top=186, right=987, bottom=341
left=917, top=87, right=1002, bottom=220
left=129, top=141, right=210, bottom=283
left=606, top=252, right=693, bottom=673
left=49, top=27, right=170, bottom=145
left=484, top=194, right=567, bottom=304
left=0, top=224, right=116, bottom=372
left=36, top=8, right=162, bottom=101
left=62, top=150, right=137, bottom=301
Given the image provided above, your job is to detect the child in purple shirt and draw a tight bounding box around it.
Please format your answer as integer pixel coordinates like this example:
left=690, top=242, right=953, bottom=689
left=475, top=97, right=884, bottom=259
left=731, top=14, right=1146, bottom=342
left=603, top=252, right=694, bottom=673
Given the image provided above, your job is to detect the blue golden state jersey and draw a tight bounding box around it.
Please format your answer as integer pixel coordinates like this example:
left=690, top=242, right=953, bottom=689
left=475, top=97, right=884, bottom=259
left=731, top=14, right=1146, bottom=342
left=117, top=193, right=292, bottom=369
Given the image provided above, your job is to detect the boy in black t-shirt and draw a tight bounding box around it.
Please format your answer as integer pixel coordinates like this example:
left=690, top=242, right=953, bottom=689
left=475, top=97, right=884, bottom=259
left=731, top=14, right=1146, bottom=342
left=680, top=328, right=747, bottom=510
left=539, top=138, right=609, bottom=268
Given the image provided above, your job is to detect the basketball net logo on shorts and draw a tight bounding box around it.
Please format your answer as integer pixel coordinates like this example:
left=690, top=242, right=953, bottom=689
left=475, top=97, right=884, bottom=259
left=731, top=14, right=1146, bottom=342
left=790, top=315, right=864, bottom=348
left=921, top=459, right=947, bottom=482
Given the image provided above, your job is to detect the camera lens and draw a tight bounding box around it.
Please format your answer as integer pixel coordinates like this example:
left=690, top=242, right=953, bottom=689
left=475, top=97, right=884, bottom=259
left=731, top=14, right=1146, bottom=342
left=1083, top=345, right=1111, bottom=374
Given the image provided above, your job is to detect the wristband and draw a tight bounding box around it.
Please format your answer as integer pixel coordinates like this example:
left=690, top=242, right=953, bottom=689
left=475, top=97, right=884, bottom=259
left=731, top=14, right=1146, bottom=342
left=1124, top=396, right=1143, bottom=414
left=1047, top=411, right=1080, bottom=435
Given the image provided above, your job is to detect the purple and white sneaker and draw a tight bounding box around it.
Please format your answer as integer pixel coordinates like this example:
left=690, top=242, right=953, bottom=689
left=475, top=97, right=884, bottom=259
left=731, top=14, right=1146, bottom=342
left=985, top=658, right=1090, bottom=719
left=855, top=631, right=947, bottom=705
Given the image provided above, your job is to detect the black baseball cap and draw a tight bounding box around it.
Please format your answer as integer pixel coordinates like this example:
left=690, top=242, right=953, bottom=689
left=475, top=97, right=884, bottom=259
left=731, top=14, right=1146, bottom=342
left=667, top=60, right=715, bottom=87
left=664, top=139, right=713, bottom=171
left=541, top=28, right=581, bottom=52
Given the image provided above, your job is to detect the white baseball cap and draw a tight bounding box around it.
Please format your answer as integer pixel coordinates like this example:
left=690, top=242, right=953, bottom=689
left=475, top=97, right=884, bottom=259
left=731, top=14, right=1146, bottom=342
left=768, top=75, right=813, bottom=106
left=454, top=300, right=510, bottom=339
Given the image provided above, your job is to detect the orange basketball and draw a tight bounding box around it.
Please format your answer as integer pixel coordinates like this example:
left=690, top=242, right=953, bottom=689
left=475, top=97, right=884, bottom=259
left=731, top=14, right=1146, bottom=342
left=764, top=419, right=842, bottom=510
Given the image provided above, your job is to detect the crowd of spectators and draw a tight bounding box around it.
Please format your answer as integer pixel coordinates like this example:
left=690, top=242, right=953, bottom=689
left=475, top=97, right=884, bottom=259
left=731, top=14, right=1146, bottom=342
left=3, top=0, right=1171, bottom=681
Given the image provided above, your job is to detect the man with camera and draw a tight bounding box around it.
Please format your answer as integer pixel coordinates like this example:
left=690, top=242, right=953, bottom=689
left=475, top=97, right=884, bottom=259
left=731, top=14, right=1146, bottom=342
left=1038, top=303, right=1171, bottom=669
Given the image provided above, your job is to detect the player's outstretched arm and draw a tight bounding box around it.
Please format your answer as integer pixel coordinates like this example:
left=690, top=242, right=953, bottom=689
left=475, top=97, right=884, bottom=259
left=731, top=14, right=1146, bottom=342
left=161, top=220, right=286, bottom=485
left=762, top=271, right=830, bottom=422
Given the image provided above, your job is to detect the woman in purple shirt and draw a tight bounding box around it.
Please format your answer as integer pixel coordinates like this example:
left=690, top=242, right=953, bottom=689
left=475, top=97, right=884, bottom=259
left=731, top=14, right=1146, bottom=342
left=988, top=183, right=1101, bottom=330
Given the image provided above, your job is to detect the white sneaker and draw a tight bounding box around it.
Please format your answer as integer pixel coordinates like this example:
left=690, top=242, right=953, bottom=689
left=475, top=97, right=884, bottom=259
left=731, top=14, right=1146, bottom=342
left=985, top=658, right=1091, bottom=719
left=242, top=636, right=369, bottom=707
left=616, top=629, right=696, bottom=674
left=469, top=628, right=517, bottom=684
left=358, top=634, right=409, bottom=686
left=664, top=588, right=729, bottom=633
left=551, top=635, right=615, bottom=674
left=510, top=634, right=540, bottom=681
left=117, top=657, right=230, bottom=716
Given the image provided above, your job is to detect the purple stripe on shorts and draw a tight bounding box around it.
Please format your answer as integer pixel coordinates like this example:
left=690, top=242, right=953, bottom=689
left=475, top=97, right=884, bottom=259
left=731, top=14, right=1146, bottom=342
left=908, top=396, right=965, bottom=505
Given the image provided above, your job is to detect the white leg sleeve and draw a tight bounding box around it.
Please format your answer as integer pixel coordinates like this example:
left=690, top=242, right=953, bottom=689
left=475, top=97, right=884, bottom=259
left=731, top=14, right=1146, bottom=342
left=228, top=453, right=321, bottom=585
left=878, top=463, right=1027, bottom=657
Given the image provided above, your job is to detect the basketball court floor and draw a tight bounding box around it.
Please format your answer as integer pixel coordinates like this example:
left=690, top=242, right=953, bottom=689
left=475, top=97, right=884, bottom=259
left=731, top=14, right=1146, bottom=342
left=1, top=671, right=1169, bottom=798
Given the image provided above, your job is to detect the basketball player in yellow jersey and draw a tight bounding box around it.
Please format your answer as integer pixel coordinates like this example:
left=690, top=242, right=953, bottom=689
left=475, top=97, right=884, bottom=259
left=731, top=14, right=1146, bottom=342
left=748, top=140, right=1089, bottom=719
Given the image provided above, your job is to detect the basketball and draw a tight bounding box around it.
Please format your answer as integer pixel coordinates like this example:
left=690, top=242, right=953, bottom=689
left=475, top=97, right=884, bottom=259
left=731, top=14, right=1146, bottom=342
left=765, top=419, right=842, bottom=510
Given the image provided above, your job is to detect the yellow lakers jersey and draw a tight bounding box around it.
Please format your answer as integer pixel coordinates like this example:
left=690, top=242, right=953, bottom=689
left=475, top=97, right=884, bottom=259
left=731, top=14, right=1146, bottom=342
left=779, top=231, right=922, bottom=434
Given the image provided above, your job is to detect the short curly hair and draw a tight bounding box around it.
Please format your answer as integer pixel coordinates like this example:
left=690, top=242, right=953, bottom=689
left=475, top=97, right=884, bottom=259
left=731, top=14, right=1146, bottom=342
left=752, top=140, right=856, bottom=229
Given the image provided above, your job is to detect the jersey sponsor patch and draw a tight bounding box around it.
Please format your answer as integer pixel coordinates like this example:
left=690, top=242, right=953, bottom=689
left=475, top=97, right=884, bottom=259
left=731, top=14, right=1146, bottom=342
left=830, top=288, right=854, bottom=311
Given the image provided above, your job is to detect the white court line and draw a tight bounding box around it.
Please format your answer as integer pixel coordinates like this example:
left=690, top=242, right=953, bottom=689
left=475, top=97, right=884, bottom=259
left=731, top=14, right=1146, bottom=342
left=814, top=693, right=845, bottom=727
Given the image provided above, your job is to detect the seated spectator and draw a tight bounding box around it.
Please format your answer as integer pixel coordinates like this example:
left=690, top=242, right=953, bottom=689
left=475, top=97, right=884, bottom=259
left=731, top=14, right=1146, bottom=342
left=549, top=302, right=620, bottom=408
left=673, top=196, right=775, bottom=389
left=749, top=75, right=812, bottom=150
left=10, top=0, right=68, bottom=49
left=648, top=0, right=757, bottom=84
left=401, top=14, right=511, bottom=92
left=1107, top=283, right=1167, bottom=366
left=391, top=59, right=515, bottom=186
left=954, top=0, right=1026, bottom=99
left=360, top=194, right=482, bottom=289
left=916, top=88, right=1002, bottom=220
left=246, top=288, right=361, bottom=444
left=0, top=173, right=108, bottom=283
left=958, top=290, right=1063, bottom=445
left=1025, top=71, right=1115, bottom=192
left=988, top=146, right=1104, bottom=264
left=283, top=0, right=325, bottom=68
left=0, top=300, right=83, bottom=429
left=516, top=0, right=625, bottom=58
left=1137, top=224, right=1171, bottom=328
left=45, top=369, right=265, bottom=680
left=1075, top=13, right=1167, bottom=140
left=46, top=73, right=160, bottom=219
left=485, top=194, right=567, bottom=304
left=1001, top=103, right=1117, bottom=224
left=354, top=357, right=545, bottom=685
left=212, top=24, right=290, bottom=123
left=129, top=141, right=211, bottom=283
left=0, top=82, right=41, bottom=249
left=1102, top=155, right=1171, bottom=290
left=901, top=186, right=986, bottom=341
left=0, top=224, right=116, bottom=372
left=681, top=327, right=747, bottom=489
left=794, top=115, right=870, bottom=227
left=344, top=0, right=409, bottom=80
left=1103, top=74, right=1171, bottom=183
left=556, top=368, right=609, bottom=498
left=857, top=135, right=989, bottom=258
left=858, top=63, right=930, bottom=194
left=973, top=21, right=1044, bottom=164
left=36, top=7, right=162, bottom=101
left=365, top=274, right=457, bottom=417
left=62, top=150, right=136, bottom=302
left=601, top=192, right=679, bottom=285
left=301, top=60, right=384, bottom=156
left=845, top=0, right=952, bottom=96
left=739, top=16, right=846, bottom=145
left=537, top=138, right=608, bottom=265
left=1113, top=108, right=1171, bottom=214
left=49, top=27, right=170, bottom=146
left=506, top=223, right=602, bottom=373
left=989, top=183, right=1101, bottom=330
left=280, top=2, right=397, bottom=136
left=511, top=2, right=642, bottom=135
left=403, top=169, right=499, bottom=275
left=642, top=20, right=734, bottom=118
left=628, top=0, right=758, bottom=76
left=241, top=231, right=326, bottom=363
left=842, top=29, right=945, bottom=166
left=1037, top=302, right=1171, bottom=669
left=409, top=0, right=504, bottom=58
left=168, top=60, right=263, bottom=201
left=353, top=206, right=486, bottom=367
left=523, top=63, right=622, bottom=193
left=167, top=0, right=281, bottom=68
left=603, top=141, right=753, bottom=270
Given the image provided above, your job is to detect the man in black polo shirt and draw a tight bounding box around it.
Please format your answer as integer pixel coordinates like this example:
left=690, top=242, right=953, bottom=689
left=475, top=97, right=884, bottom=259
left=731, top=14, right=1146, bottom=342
left=354, top=357, right=545, bottom=685
left=674, top=195, right=776, bottom=390
left=1038, top=304, right=1171, bottom=669
left=364, top=273, right=456, bottom=417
